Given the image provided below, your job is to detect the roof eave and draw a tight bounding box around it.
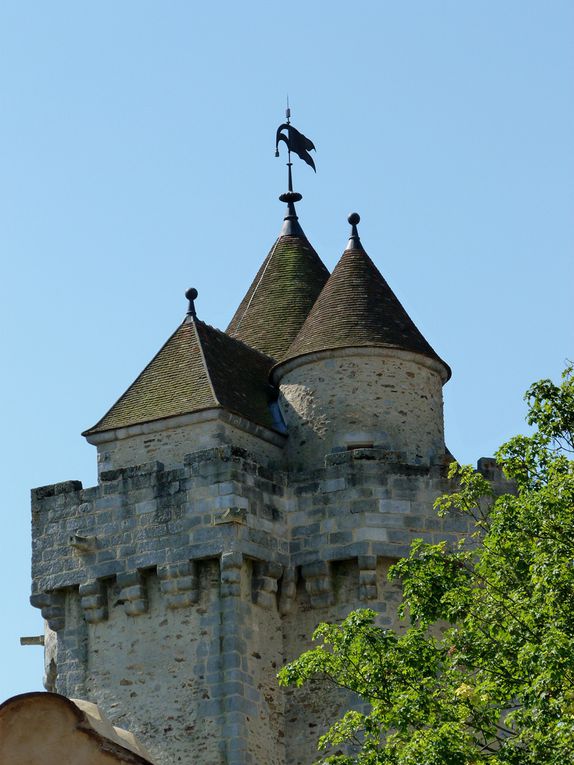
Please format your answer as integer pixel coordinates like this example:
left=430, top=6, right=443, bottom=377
left=84, top=407, right=286, bottom=448
left=272, top=344, right=451, bottom=385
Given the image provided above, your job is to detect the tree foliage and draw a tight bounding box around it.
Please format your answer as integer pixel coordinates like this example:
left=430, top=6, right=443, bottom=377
left=279, top=366, right=574, bottom=764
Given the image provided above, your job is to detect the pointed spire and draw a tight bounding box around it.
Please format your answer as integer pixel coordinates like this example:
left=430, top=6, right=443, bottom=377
left=279, top=191, right=305, bottom=237
left=345, top=212, right=364, bottom=251
left=274, top=105, right=316, bottom=239
left=277, top=213, right=451, bottom=380
left=185, top=287, right=198, bottom=319
left=226, top=232, right=329, bottom=360
left=226, top=113, right=328, bottom=359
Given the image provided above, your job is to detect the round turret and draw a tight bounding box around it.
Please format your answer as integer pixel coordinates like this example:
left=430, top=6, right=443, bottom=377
left=272, top=214, right=450, bottom=470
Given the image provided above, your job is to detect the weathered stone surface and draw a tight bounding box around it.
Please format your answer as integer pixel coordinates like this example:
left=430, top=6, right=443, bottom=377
left=30, top=428, right=511, bottom=765
left=278, top=349, right=446, bottom=470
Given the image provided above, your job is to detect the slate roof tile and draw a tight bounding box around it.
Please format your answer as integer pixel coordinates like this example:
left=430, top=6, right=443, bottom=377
left=280, top=243, right=451, bottom=378
left=83, top=319, right=278, bottom=436
left=226, top=233, right=329, bottom=360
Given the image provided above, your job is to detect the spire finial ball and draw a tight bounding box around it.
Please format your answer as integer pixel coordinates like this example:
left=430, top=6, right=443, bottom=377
left=185, top=288, right=198, bottom=302
left=348, top=212, right=360, bottom=225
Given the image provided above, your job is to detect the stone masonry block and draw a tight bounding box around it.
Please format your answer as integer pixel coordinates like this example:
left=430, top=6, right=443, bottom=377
left=278, top=567, right=297, bottom=615
left=355, top=527, right=389, bottom=543
left=158, top=561, right=199, bottom=608
left=220, top=551, right=243, bottom=597
left=79, top=579, right=108, bottom=623
left=379, top=499, right=412, bottom=513
left=252, top=560, right=283, bottom=610
left=117, top=571, right=148, bottom=616
left=358, top=569, right=378, bottom=601
left=135, top=499, right=157, bottom=515
left=357, top=554, right=377, bottom=570
left=30, top=591, right=66, bottom=632
left=301, top=560, right=334, bottom=608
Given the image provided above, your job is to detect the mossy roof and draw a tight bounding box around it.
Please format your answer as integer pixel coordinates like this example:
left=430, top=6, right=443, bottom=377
left=226, top=233, right=329, bottom=360
left=281, top=244, right=451, bottom=377
left=83, top=319, right=278, bottom=436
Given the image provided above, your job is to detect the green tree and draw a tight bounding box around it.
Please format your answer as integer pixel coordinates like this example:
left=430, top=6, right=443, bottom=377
left=279, top=366, right=574, bottom=764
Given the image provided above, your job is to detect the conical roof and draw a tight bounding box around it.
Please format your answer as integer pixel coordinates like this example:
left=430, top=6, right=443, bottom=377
left=83, top=317, right=278, bottom=437
left=279, top=214, right=450, bottom=378
left=226, top=202, right=329, bottom=360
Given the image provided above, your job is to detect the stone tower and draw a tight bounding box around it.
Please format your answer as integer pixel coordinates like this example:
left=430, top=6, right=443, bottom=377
left=30, top=171, right=494, bottom=764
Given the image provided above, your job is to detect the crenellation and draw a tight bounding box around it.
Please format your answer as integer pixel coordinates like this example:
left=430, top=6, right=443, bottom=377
left=30, top=435, right=493, bottom=764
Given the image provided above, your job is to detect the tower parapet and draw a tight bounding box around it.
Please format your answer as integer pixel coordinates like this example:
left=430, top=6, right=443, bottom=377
left=31, top=441, right=485, bottom=765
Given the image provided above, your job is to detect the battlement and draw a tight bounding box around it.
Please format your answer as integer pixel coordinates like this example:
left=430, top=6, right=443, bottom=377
left=31, top=441, right=511, bottom=765
left=31, top=445, right=508, bottom=620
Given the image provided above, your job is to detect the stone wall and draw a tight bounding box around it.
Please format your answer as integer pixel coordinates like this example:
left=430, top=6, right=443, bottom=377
left=281, top=557, right=403, bottom=763
left=277, top=349, right=447, bottom=471
left=88, top=411, right=285, bottom=476
left=31, top=445, right=511, bottom=765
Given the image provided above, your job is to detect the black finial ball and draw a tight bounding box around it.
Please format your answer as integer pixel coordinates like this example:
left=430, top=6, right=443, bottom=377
left=348, top=212, right=360, bottom=225
left=185, top=287, right=198, bottom=301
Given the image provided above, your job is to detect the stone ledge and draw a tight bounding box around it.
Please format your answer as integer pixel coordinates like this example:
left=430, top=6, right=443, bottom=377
left=31, top=481, right=83, bottom=501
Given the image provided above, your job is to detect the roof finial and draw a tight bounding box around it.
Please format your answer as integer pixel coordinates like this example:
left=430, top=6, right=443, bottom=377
left=345, top=212, right=364, bottom=251
left=275, top=103, right=316, bottom=237
left=185, top=287, right=198, bottom=319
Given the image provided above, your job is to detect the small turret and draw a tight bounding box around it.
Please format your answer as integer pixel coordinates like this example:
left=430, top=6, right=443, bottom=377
left=83, top=289, right=285, bottom=473
left=273, top=214, right=451, bottom=470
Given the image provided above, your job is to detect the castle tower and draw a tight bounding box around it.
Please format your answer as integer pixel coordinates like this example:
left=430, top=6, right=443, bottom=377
left=29, top=121, right=492, bottom=765
left=274, top=213, right=451, bottom=471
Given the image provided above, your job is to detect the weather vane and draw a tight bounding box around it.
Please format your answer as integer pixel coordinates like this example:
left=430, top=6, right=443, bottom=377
left=275, top=99, right=316, bottom=193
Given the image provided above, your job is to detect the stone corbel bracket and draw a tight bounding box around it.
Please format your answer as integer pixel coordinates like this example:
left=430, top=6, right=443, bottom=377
left=301, top=561, right=334, bottom=608
left=278, top=567, right=297, bottom=615
left=30, top=591, right=66, bottom=632
left=116, top=571, right=148, bottom=616
left=79, top=579, right=108, bottom=623
left=220, top=551, right=243, bottom=598
left=358, top=555, right=378, bottom=600
left=158, top=561, right=199, bottom=609
left=213, top=507, right=247, bottom=526
left=69, top=534, right=97, bottom=553
left=253, top=561, right=283, bottom=610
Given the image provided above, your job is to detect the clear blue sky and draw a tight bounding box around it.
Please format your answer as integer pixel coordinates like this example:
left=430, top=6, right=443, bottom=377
left=1, top=2, right=572, bottom=700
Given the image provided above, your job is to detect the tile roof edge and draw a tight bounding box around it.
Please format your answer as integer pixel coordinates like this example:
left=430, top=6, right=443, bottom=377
left=272, top=344, right=451, bottom=385
left=81, top=320, right=192, bottom=437
left=84, top=407, right=286, bottom=447
left=192, top=318, right=221, bottom=407
left=83, top=406, right=224, bottom=442
left=202, top=320, right=277, bottom=366
left=228, top=235, right=284, bottom=339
